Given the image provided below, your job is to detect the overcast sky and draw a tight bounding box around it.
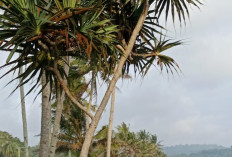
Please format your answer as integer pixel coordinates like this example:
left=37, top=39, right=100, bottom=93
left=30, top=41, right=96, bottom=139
left=1, top=0, right=232, bottom=147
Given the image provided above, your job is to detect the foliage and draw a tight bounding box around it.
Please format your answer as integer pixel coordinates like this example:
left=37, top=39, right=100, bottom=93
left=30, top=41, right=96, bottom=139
left=91, top=122, right=166, bottom=157
left=0, top=131, right=24, bottom=157
left=0, top=0, right=201, bottom=95
left=51, top=65, right=89, bottom=156
left=0, top=0, right=119, bottom=95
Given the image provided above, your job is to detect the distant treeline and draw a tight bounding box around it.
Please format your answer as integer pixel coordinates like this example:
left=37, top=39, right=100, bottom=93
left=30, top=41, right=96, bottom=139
left=163, top=144, right=232, bottom=157
left=171, top=148, right=232, bottom=157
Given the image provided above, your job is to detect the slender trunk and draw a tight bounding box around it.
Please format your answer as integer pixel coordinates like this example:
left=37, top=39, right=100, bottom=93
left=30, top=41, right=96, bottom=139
left=39, top=73, right=51, bottom=157
left=49, top=58, right=70, bottom=157
left=48, top=90, right=63, bottom=157
left=18, top=147, right=20, bottom=157
left=107, top=87, right=116, bottom=157
left=79, top=2, right=148, bottom=156
left=68, top=150, right=71, bottom=157
left=48, top=101, right=51, bottom=148
left=86, top=71, right=94, bottom=130
left=19, top=66, right=29, bottom=157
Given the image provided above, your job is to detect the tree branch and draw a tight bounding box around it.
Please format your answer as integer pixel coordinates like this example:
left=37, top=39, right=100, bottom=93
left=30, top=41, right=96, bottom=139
left=48, top=63, right=94, bottom=119
left=131, top=51, right=158, bottom=57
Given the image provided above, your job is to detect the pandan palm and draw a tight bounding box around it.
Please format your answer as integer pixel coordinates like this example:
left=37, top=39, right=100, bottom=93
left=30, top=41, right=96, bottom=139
left=0, top=0, right=118, bottom=156
left=0, top=0, right=201, bottom=156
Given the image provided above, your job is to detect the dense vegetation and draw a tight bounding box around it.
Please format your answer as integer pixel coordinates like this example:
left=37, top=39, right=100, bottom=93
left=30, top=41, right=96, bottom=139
left=0, top=126, right=166, bottom=157
left=0, top=131, right=24, bottom=157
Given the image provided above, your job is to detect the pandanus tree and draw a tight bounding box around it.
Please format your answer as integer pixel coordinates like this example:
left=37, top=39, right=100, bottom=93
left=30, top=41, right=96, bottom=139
left=0, top=0, right=201, bottom=156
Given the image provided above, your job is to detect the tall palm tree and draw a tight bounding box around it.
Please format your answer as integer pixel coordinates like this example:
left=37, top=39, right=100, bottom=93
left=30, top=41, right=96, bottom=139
left=0, top=132, right=24, bottom=157
left=18, top=66, right=29, bottom=157
left=107, top=86, right=116, bottom=157
left=49, top=57, right=70, bottom=157
left=40, top=73, right=51, bottom=157
left=52, top=65, right=90, bottom=156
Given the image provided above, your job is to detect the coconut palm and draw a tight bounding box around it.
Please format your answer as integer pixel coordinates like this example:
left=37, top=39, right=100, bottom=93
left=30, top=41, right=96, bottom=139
left=91, top=125, right=120, bottom=157
left=0, top=131, right=24, bottom=157
left=52, top=64, right=92, bottom=156
left=90, top=123, right=166, bottom=157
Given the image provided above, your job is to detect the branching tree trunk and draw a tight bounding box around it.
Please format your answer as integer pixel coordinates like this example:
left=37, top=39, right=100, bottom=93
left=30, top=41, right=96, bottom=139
left=49, top=57, right=70, bottom=157
left=47, top=1, right=148, bottom=156
left=39, top=73, right=51, bottom=157
left=107, top=86, right=116, bottom=157
left=79, top=1, right=149, bottom=156
left=19, top=66, right=29, bottom=157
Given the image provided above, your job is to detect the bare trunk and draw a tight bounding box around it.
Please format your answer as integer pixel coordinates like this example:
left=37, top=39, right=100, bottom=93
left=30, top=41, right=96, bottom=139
left=107, top=87, right=116, bottom=157
left=79, top=2, right=149, bottom=156
left=18, top=147, right=21, bottom=157
left=68, top=150, right=71, bottom=157
left=49, top=58, right=70, bottom=157
left=19, top=66, right=29, bottom=157
left=86, top=71, right=94, bottom=130
left=48, top=101, right=51, bottom=148
left=39, top=73, right=51, bottom=157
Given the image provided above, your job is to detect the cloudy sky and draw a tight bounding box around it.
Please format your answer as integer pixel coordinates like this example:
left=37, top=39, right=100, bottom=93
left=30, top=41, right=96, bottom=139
left=1, top=0, right=232, bottom=147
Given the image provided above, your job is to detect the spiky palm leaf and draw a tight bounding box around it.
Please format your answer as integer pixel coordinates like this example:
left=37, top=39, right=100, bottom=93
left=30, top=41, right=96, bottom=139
left=0, top=0, right=201, bottom=100
left=0, top=0, right=119, bottom=96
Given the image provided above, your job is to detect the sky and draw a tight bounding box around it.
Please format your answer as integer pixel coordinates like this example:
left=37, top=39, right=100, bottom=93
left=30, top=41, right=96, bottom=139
left=1, top=0, right=232, bottom=147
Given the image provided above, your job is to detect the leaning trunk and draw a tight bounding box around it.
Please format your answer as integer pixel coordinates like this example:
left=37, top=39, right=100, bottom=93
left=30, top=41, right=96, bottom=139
left=39, top=73, right=51, bottom=157
left=79, top=2, right=148, bottom=156
left=107, top=86, right=116, bottom=157
left=19, top=66, right=29, bottom=157
left=49, top=58, right=70, bottom=157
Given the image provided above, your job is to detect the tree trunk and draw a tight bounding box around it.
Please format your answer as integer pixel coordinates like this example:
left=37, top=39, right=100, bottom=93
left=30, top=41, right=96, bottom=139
left=86, top=71, right=94, bottom=130
left=19, top=66, right=29, bottom=157
left=39, top=73, right=51, bottom=157
left=79, top=2, right=149, bottom=156
left=48, top=101, right=51, bottom=148
left=68, top=150, right=71, bottom=157
left=18, top=147, right=21, bottom=157
left=49, top=58, right=70, bottom=157
left=107, top=86, right=116, bottom=157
